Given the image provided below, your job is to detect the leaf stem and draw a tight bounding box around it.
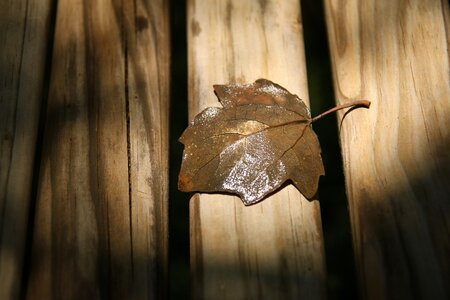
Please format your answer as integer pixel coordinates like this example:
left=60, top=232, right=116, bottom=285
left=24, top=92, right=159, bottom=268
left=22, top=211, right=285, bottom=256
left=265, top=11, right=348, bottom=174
left=311, top=100, right=371, bottom=123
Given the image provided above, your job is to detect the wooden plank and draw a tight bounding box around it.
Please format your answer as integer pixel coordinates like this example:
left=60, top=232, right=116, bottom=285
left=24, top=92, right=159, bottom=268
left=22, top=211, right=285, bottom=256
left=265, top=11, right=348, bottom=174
left=188, top=1, right=326, bottom=298
left=0, top=1, right=52, bottom=299
left=25, top=0, right=169, bottom=299
left=324, top=0, right=450, bottom=299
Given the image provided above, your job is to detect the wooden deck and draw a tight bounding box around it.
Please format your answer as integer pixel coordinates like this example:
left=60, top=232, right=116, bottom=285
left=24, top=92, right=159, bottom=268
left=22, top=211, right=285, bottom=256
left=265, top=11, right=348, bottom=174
left=1, top=0, right=449, bottom=299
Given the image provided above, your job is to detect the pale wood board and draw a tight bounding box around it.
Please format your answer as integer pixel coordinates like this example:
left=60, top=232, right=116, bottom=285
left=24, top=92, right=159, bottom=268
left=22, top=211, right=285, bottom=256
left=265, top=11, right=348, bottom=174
left=0, top=1, right=52, bottom=299
left=25, top=0, right=170, bottom=299
left=188, top=0, right=326, bottom=298
left=324, top=0, right=450, bottom=299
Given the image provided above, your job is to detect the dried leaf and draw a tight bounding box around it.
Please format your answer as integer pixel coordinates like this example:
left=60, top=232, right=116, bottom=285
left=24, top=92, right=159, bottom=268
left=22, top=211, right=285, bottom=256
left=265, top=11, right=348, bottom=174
left=179, top=79, right=371, bottom=205
left=178, top=79, right=324, bottom=205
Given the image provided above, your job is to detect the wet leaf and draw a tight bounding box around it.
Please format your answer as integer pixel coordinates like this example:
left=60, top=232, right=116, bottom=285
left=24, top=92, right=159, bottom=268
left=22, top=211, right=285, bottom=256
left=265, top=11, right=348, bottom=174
left=178, top=79, right=324, bottom=205
left=178, top=79, right=371, bottom=205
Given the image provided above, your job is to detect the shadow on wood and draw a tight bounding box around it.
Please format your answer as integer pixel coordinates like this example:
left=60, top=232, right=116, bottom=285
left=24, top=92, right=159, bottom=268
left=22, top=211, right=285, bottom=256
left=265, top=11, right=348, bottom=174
left=325, top=0, right=450, bottom=298
left=25, top=1, right=170, bottom=299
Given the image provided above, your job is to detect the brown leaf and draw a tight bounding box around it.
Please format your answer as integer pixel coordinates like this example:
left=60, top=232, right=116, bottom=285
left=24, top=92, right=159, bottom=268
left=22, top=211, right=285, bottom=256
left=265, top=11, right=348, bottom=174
left=178, top=79, right=324, bottom=205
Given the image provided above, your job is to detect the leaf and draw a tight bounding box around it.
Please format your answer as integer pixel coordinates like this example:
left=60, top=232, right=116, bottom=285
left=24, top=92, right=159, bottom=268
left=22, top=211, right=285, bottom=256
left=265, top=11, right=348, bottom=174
left=178, top=78, right=370, bottom=205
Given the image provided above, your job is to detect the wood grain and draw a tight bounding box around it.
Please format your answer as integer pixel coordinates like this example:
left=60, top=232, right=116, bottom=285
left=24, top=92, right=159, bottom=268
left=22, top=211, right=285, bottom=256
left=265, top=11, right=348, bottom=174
left=0, top=1, right=52, bottom=299
left=25, top=0, right=169, bottom=299
left=188, top=0, right=326, bottom=298
left=324, top=0, right=450, bottom=299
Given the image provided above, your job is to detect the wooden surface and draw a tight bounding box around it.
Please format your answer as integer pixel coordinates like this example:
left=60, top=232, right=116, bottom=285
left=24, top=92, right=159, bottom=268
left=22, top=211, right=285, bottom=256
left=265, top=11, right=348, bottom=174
left=324, top=0, right=450, bottom=299
left=25, top=0, right=170, bottom=299
left=0, top=1, right=52, bottom=299
left=188, top=0, right=326, bottom=299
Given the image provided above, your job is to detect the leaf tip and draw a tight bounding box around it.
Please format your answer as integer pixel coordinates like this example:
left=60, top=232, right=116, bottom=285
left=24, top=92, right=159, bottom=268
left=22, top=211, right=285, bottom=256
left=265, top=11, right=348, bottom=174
left=178, top=174, right=194, bottom=192
left=212, top=84, right=226, bottom=95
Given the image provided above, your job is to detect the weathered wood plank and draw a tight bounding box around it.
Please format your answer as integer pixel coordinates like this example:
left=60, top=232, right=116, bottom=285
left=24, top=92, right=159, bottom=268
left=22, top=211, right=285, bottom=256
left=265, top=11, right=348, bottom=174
left=0, top=1, right=52, bottom=299
left=188, top=1, right=326, bottom=299
left=324, top=0, right=450, bottom=299
left=25, top=0, right=169, bottom=299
